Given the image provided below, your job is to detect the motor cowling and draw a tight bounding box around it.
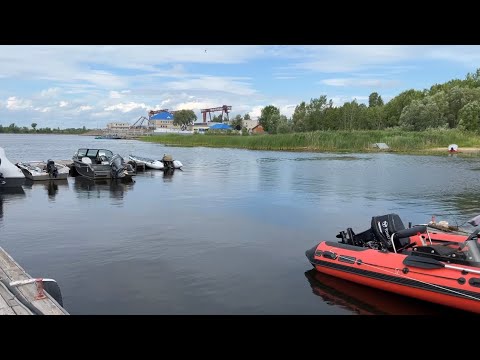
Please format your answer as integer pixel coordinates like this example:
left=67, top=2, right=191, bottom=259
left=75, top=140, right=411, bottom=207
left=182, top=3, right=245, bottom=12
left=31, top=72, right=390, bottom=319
left=46, top=159, right=58, bottom=178
left=162, top=154, right=174, bottom=170
left=110, top=154, right=126, bottom=179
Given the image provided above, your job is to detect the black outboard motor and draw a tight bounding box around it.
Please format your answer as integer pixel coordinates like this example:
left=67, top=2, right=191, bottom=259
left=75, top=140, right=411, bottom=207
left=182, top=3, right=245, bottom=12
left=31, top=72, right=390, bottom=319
left=110, top=154, right=126, bottom=179
left=46, top=159, right=58, bottom=178
left=162, top=154, right=175, bottom=171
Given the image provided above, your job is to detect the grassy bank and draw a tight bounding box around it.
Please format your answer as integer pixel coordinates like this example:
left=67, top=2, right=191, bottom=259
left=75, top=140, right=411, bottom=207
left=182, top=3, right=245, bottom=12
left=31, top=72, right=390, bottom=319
left=139, top=129, right=480, bottom=154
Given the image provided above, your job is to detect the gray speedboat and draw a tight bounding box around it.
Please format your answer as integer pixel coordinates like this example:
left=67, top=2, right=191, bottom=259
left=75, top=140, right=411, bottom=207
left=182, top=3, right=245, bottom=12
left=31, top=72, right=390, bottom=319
left=72, top=148, right=135, bottom=181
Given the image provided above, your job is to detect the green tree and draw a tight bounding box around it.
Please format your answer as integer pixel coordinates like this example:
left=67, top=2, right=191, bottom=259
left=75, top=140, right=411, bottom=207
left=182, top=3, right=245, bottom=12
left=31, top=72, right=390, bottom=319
left=305, top=95, right=328, bottom=131
left=368, top=92, right=384, bottom=107
left=465, top=68, right=480, bottom=88
left=340, top=100, right=367, bottom=130
left=211, top=114, right=222, bottom=123
left=292, top=101, right=307, bottom=132
left=258, top=105, right=280, bottom=133
left=399, top=93, right=448, bottom=131
left=173, top=110, right=197, bottom=127
left=383, top=89, right=424, bottom=127
left=31, top=123, right=37, bottom=131
left=366, top=105, right=384, bottom=129
left=276, top=115, right=292, bottom=134
left=244, top=113, right=251, bottom=120
left=230, top=114, right=243, bottom=130
left=458, top=101, right=480, bottom=132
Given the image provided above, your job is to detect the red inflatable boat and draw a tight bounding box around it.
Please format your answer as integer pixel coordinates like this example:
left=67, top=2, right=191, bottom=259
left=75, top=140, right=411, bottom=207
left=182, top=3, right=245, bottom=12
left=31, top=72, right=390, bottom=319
left=306, top=213, right=480, bottom=314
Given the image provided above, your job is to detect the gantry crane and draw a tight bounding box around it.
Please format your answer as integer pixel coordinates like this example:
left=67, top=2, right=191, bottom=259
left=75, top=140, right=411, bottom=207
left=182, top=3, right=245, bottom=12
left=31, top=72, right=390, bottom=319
left=200, top=105, right=232, bottom=123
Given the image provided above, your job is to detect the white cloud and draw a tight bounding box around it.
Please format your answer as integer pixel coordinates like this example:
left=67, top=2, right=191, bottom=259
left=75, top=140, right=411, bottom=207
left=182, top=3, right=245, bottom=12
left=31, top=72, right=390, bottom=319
left=174, top=101, right=214, bottom=111
left=165, top=76, right=256, bottom=96
left=74, top=105, right=93, bottom=113
left=321, top=78, right=401, bottom=88
left=34, top=106, right=52, bottom=113
left=109, top=89, right=131, bottom=99
left=40, top=87, right=61, bottom=98
left=75, top=70, right=126, bottom=89
left=249, top=106, right=263, bottom=119
left=59, top=101, right=68, bottom=107
left=6, top=96, right=32, bottom=110
left=104, top=102, right=149, bottom=113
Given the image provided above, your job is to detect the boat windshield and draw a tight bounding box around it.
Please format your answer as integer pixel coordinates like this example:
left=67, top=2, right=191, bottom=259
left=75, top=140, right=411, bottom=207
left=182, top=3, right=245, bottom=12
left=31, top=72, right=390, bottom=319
left=465, top=238, right=480, bottom=263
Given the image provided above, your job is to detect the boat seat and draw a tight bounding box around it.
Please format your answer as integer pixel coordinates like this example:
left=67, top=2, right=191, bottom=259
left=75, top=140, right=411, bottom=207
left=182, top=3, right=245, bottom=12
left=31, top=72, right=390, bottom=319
left=81, top=157, right=92, bottom=164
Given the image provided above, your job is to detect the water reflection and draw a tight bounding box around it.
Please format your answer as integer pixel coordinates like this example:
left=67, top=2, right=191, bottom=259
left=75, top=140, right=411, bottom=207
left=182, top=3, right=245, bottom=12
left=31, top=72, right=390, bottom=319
left=0, top=186, right=25, bottom=221
left=23, top=179, right=69, bottom=201
left=138, top=168, right=178, bottom=182
left=73, top=176, right=135, bottom=201
left=304, top=269, right=466, bottom=315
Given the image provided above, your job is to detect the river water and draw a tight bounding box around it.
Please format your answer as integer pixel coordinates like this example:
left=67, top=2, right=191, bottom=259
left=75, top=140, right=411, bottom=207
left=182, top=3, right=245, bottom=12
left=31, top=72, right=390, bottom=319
left=0, top=133, right=478, bottom=315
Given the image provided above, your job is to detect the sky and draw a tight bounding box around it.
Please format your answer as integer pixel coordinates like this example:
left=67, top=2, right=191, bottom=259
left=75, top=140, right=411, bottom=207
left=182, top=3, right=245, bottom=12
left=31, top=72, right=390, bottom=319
left=0, top=45, right=479, bottom=129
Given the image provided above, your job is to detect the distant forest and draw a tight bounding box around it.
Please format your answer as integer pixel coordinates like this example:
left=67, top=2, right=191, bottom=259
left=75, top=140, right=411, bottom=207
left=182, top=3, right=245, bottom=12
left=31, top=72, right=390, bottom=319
left=251, top=68, right=480, bottom=134
left=3, top=68, right=480, bottom=135
left=0, top=123, right=88, bottom=134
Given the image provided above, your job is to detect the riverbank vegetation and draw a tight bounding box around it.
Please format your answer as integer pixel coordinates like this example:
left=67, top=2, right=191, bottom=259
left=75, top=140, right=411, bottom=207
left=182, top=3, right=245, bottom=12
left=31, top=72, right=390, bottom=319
left=140, top=128, right=480, bottom=154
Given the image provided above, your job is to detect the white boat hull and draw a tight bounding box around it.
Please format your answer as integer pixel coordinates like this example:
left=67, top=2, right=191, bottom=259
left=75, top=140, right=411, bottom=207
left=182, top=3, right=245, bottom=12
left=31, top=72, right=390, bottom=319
left=16, top=161, right=70, bottom=181
left=145, top=160, right=164, bottom=170
left=129, top=155, right=183, bottom=170
left=129, top=155, right=165, bottom=170
left=0, top=147, right=26, bottom=187
left=173, top=160, right=183, bottom=169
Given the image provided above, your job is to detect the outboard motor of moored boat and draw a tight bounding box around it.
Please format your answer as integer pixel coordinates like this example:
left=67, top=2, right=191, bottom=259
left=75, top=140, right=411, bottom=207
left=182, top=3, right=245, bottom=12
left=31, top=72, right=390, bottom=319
left=371, top=213, right=409, bottom=251
left=46, top=159, right=58, bottom=178
left=110, top=154, right=126, bottom=179
left=162, top=154, right=175, bottom=171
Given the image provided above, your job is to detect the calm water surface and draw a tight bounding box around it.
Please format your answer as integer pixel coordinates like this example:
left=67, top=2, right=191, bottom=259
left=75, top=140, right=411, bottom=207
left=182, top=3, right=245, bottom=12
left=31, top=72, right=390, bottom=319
left=0, top=134, right=478, bottom=315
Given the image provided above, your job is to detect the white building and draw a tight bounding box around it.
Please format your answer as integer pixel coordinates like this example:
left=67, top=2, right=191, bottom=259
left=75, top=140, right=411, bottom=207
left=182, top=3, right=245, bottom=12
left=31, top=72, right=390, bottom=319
left=107, top=122, right=130, bottom=130
left=242, top=119, right=259, bottom=132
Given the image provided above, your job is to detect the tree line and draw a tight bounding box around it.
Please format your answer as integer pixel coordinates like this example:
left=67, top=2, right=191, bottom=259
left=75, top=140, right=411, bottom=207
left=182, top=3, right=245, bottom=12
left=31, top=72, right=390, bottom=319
left=0, top=123, right=88, bottom=134
left=255, top=68, right=480, bottom=134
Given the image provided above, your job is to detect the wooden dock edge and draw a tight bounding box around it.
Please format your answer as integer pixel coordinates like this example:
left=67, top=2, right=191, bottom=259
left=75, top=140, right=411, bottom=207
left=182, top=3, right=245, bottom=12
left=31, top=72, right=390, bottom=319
left=0, top=247, right=69, bottom=315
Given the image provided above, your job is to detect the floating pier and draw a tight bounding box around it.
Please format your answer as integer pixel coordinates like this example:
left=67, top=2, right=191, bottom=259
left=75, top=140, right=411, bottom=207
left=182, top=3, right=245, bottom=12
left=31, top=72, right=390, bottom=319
left=0, top=247, right=69, bottom=315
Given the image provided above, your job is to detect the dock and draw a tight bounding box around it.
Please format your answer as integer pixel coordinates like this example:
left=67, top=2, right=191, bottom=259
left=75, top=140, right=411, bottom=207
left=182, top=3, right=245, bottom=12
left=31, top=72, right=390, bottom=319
left=0, top=247, right=69, bottom=315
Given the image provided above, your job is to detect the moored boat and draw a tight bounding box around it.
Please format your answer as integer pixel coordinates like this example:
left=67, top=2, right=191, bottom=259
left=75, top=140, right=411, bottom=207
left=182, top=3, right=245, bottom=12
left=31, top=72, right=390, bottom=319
left=128, top=155, right=164, bottom=170
left=128, top=154, right=183, bottom=170
left=16, top=160, right=70, bottom=181
left=72, top=148, right=135, bottom=181
left=305, top=213, right=480, bottom=314
left=0, top=147, right=25, bottom=188
left=161, top=154, right=183, bottom=170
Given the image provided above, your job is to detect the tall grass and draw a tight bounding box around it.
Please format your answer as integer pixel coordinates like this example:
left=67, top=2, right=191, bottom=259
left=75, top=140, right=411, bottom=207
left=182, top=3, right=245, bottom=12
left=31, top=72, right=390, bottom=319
left=139, top=129, right=480, bottom=153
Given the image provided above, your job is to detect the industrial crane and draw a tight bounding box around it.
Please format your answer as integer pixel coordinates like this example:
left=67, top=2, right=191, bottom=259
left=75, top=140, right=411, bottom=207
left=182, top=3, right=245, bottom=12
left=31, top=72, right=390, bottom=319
left=200, top=105, right=232, bottom=123
left=130, top=116, right=156, bottom=129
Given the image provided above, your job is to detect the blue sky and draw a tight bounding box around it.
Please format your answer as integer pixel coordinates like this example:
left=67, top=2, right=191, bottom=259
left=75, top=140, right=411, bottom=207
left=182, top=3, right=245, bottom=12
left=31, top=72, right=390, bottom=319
left=0, top=45, right=479, bottom=129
